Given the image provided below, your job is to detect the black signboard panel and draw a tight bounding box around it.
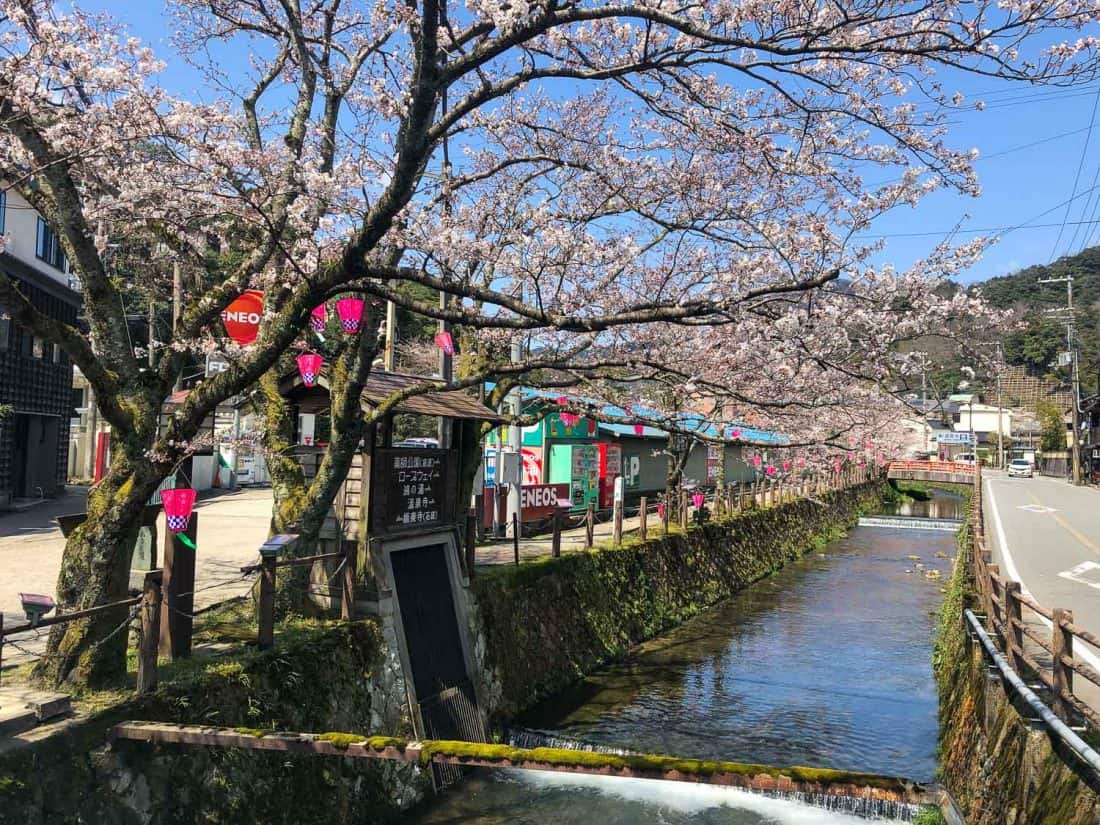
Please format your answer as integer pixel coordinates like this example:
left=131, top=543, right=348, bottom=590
left=371, top=448, right=456, bottom=534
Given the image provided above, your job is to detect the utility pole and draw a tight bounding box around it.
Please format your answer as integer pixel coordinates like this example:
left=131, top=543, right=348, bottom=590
left=383, top=300, right=397, bottom=371
left=996, top=342, right=1004, bottom=469
left=1039, top=273, right=1081, bottom=484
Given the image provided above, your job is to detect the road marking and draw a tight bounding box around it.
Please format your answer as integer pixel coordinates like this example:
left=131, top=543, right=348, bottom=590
left=985, top=478, right=1100, bottom=672
left=1026, top=489, right=1100, bottom=559
left=1017, top=504, right=1058, bottom=514
left=1059, top=561, right=1100, bottom=591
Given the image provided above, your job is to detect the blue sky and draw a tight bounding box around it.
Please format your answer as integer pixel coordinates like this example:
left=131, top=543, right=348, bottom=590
left=81, top=2, right=1100, bottom=287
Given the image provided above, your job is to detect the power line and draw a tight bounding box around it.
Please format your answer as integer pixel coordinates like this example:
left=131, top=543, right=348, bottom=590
left=1048, top=85, right=1100, bottom=262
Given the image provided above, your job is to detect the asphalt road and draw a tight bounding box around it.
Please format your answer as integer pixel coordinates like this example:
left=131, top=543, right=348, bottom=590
left=984, top=470, right=1100, bottom=696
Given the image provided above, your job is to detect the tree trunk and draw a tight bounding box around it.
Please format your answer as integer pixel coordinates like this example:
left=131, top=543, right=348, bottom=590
left=37, top=427, right=167, bottom=687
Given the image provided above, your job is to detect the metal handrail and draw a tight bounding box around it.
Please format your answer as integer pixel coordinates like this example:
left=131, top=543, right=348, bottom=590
left=966, top=609, right=1100, bottom=776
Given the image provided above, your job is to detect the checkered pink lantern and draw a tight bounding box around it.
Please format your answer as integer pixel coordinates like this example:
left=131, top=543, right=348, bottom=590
left=297, top=353, right=323, bottom=387
left=766, top=465, right=776, bottom=476
left=434, top=331, right=455, bottom=355
left=310, top=304, right=327, bottom=332
left=336, top=297, right=364, bottom=333
left=162, top=488, right=197, bottom=534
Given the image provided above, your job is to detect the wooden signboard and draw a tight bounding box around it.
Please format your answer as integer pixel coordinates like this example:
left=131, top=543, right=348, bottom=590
left=370, top=448, right=457, bottom=535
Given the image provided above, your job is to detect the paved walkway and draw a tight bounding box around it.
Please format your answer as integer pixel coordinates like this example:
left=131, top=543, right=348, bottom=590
left=0, top=486, right=272, bottom=668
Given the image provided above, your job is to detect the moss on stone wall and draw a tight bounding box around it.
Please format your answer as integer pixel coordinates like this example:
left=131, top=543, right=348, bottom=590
left=0, top=620, right=427, bottom=825
left=470, top=482, right=887, bottom=720
left=933, top=500, right=1100, bottom=825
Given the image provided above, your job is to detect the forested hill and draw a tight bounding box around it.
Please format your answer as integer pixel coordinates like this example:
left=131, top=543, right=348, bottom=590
left=972, top=246, right=1100, bottom=394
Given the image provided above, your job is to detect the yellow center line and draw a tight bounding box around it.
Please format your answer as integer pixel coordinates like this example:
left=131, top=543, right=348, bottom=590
left=1025, top=487, right=1100, bottom=558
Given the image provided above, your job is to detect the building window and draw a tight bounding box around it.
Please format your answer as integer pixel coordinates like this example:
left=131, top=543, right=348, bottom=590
left=0, top=189, right=6, bottom=234
left=35, top=217, right=67, bottom=270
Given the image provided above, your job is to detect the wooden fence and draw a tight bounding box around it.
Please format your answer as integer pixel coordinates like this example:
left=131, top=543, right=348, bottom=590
left=969, top=467, right=1100, bottom=729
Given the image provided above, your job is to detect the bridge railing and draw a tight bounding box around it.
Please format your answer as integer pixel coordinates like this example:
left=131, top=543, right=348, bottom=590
left=888, top=460, right=976, bottom=476
left=969, top=466, right=1100, bottom=730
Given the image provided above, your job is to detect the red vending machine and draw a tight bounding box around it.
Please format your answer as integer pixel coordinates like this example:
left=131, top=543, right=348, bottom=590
left=598, top=442, right=622, bottom=508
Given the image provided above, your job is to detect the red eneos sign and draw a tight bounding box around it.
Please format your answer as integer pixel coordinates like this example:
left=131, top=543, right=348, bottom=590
left=520, top=483, right=571, bottom=519
left=221, top=290, right=264, bottom=345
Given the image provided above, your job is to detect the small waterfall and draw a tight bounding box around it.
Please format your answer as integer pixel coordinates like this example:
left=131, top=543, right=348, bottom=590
left=503, top=727, right=923, bottom=822
left=753, top=790, right=922, bottom=822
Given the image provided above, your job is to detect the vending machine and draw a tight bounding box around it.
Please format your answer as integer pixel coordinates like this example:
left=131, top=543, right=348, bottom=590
left=597, top=442, right=622, bottom=508
left=547, top=443, right=600, bottom=510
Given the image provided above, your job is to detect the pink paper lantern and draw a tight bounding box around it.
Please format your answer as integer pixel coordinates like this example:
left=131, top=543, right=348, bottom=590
left=833, top=458, right=842, bottom=472
left=434, top=331, right=455, bottom=355
left=162, top=488, right=197, bottom=533
left=588, top=419, right=597, bottom=436
left=766, top=465, right=776, bottom=476
left=657, top=502, right=666, bottom=519
left=336, top=297, right=364, bottom=333
left=782, top=460, right=791, bottom=472
left=297, top=353, right=323, bottom=387
left=847, top=452, right=855, bottom=462
left=752, top=454, right=762, bottom=467
left=692, top=492, right=705, bottom=508
left=730, top=428, right=742, bottom=439
left=560, top=412, right=579, bottom=428
left=310, top=304, right=327, bottom=332
left=797, top=458, right=805, bottom=467
left=556, top=396, right=570, bottom=406
left=633, top=423, right=645, bottom=436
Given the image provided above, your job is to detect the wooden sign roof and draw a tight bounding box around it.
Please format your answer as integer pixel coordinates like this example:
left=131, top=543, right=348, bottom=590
left=280, top=368, right=504, bottom=422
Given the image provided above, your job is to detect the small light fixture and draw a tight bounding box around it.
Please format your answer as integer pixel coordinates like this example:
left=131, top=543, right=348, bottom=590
left=336, top=297, right=365, bottom=333
left=161, top=488, right=198, bottom=547
left=297, top=353, right=323, bottom=387
left=20, top=593, right=55, bottom=627
left=433, top=331, right=455, bottom=355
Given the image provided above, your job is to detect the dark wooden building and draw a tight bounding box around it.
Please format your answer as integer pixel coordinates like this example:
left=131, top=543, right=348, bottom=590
left=0, top=252, right=81, bottom=508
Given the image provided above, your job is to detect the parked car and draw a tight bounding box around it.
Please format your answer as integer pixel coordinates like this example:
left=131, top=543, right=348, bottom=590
left=1007, top=459, right=1033, bottom=478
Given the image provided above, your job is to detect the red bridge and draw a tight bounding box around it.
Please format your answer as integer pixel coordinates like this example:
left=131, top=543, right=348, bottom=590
left=887, top=460, right=976, bottom=486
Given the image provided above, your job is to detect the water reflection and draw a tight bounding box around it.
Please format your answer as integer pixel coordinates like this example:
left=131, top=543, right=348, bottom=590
left=885, top=488, right=964, bottom=520
left=517, top=503, right=953, bottom=781
left=408, top=495, right=955, bottom=822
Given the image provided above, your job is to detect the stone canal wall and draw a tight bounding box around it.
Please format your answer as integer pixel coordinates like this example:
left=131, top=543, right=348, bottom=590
left=0, top=619, right=428, bottom=825
left=463, top=481, right=888, bottom=721
left=934, top=501, right=1100, bottom=825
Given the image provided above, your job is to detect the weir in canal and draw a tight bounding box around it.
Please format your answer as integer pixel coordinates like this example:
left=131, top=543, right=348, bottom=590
left=406, top=489, right=964, bottom=824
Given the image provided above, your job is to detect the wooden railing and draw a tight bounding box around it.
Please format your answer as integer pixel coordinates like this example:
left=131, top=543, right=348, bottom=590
left=889, top=460, right=976, bottom=475
left=969, top=466, right=1100, bottom=729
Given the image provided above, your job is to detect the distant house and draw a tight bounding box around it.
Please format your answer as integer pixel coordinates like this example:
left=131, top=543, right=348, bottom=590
left=0, top=187, right=82, bottom=508
left=953, top=402, right=1013, bottom=441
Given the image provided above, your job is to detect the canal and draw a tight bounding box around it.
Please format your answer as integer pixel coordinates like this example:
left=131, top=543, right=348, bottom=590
left=408, top=490, right=962, bottom=823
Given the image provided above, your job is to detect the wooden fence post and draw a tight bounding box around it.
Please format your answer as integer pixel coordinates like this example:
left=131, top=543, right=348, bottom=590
left=680, top=489, right=689, bottom=527
left=639, top=497, right=648, bottom=542
left=551, top=507, right=562, bottom=558
left=585, top=502, right=595, bottom=549
left=258, top=553, right=277, bottom=650
left=613, top=496, right=623, bottom=545
left=1, top=613, right=6, bottom=687
left=512, top=513, right=520, bottom=565
left=1005, top=581, right=1024, bottom=673
left=987, top=563, right=1000, bottom=634
left=662, top=496, right=670, bottom=533
left=1052, top=608, right=1074, bottom=721
left=160, top=513, right=197, bottom=660
left=137, top=570, right=163, bottom=694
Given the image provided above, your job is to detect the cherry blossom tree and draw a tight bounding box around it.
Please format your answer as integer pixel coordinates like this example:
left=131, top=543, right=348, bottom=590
left=1, top=0, right=1098, bottom=685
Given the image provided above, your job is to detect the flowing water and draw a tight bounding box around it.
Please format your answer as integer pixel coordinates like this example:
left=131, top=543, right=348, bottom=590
left=406, top=492, right=958, bottom=824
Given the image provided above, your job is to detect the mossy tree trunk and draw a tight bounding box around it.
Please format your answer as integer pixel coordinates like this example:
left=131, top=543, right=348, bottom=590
left=37, top=396, right=169, bottom=687
left=253, top=308, right=382, bottom=612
